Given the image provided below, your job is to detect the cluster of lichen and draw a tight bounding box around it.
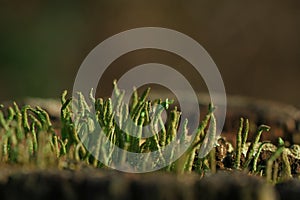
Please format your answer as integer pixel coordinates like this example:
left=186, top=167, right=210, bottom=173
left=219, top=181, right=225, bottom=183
left=232, top=118, right=297, bottom=183
left=0, top=102, right=59, bottom=168
left=0, top=82, right=298, bottom=182
left=54, top=81, right=218, bottom=172
left=0, top=82, right=216, bottom=173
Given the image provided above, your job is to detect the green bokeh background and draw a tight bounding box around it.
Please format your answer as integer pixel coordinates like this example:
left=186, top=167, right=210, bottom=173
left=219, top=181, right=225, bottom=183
left=1, top=0, right=300, bottom=107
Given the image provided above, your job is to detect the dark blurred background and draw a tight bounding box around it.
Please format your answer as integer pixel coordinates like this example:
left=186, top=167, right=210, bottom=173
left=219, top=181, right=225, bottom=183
left=1, top=0, right=300, bottom=107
